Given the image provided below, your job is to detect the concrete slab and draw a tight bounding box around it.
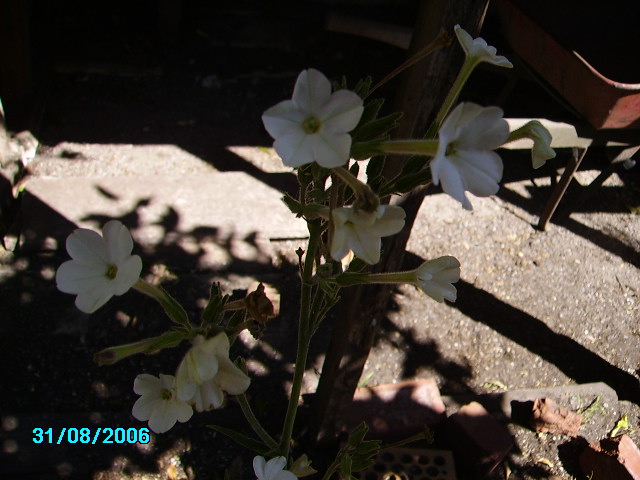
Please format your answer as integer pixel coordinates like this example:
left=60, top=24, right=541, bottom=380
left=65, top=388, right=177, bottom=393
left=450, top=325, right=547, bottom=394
left=17, top=172, right=308, bottom=268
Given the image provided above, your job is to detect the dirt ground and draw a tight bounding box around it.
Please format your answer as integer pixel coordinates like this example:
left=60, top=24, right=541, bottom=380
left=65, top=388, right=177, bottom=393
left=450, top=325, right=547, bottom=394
left=1, top=1, right=639, bottom=479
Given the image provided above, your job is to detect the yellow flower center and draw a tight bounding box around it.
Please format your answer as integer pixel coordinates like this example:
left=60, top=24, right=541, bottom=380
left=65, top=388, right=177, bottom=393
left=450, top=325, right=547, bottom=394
left=302, top=116, right=322, bottom=134
left=105, top=264, right=118, bottom=280
left=445, top=143, right=457, bottom=156
left=160, top=388, right=173, bottom=400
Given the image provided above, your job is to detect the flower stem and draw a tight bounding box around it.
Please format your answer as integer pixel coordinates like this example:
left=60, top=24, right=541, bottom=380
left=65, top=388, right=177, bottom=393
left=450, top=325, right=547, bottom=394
left=133, top=279, right=191, bottom=329
left=374, top=139, right=439, bottom=156
left=368, top=29, right=451, bottom=97
left=332, top=167, right=379, bottom=212
left=237, top=393, right=280, bottom=451
left=279, top=221, right=321, bottom=456
left=320, top=459, right=341, bottom=480
left=378, top=429, right=433, bottom=452
left=361, top=271, right=416, bottom=285
left=425, top=58, right=477, bottom=138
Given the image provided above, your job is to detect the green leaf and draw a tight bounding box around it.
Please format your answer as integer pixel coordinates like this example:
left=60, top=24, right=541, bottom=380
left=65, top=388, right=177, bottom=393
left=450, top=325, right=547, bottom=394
left=149, top=284, right=191, bottom=329
left=142, top=330, right=187, bottom=353
left=207, top=425, right=271, bottom=455
left=339, top=453, right=353, bottom=479
left=346, top=422, right=369, bottom=448
left=380, top=166, right=432, bottom=196
left=334, top=272, right=369, bottom=287
left=353, top=76, right=373, bottom=99
left=226, top=310, right=246, bottom=347
left=355, top=439, right=381, bottom=456
left=610, top=414, right=631, bottom=437
left=400, top=155, right=427, bottom=175
left=351, top=457, right=376, bottom=472
left=352, top=112, right=403, bottom=143
left=346, top=257, right=369, bottom=273
left=201, top=283, right=229, bottom=327
left=93, top=329, right=187, bottom=365
left=282, top=193, right=304, bottom=216
left=358, top=98, right=384, bottom=127
left=366, top=155, right=385, bottom=182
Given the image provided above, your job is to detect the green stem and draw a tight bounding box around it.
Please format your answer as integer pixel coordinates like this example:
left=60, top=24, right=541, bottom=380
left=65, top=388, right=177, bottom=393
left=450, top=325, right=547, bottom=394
left=278, top=221, right=321, bottom=456
left=368, top=29, right=450, bottom=97
left=374, top=139, right=440, bottom=156
left=133, top=279, right=191, bottom=329
left=425, top=57, right=477, bottom=138
left=378, top=430, right=433, bottom=452
left=321, top=459, right=341, bottom=480
left=332, top=167, right=363, bottom=193
left=332, top=167, right=380, bottom=212
left=358, top=270, right=415, bottom=285
left=237, top=393, right=280, bottom=451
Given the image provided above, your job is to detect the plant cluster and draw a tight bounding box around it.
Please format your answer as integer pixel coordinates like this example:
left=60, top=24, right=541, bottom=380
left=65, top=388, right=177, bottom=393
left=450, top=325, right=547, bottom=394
left=56, top=25, right=554, bottom=479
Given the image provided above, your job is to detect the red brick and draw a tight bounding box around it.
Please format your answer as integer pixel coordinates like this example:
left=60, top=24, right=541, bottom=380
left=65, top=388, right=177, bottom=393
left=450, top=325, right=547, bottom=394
left=445, top=401, right=514, bottom=475
left=530, top=397, right=582, bottom=437
left=338, top=378, right=446, bottom=440
left=580, top=434, right=640, bottom=480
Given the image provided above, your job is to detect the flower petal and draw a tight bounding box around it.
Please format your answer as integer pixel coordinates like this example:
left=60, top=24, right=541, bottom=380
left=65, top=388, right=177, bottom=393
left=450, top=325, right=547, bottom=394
left=75, top=288, right=114, bottom=313
left=174, top=399, right=194, bottom=423
left=277, top=470, right=299, bottom=480
left=348, top=225, right=380, bottom=265
left=193, top=349, right=219, bottom=383
left=132, top=395, right=161, bottom=422
left=193, top=380, right=224, bottom=411
left=254, top=456, right=267, bottom=480
left=330, top=226, right=349, bottom=262
left=175, top=362, right=198, bottom=402
left=134, top=373, right=162, bottom=395
left=56, top=260, right=110, bottom=294
left=273, top=130, right=311, bottom=168
left=455, top=105, right=508, bottom=150
left=291, top=69, right=331, bottom=115
left=320, top=89, right=364, bottom=132
left=265, top=457, right=289, bottom=480
left=148, top=400, right=179, bottom=433
left=363, top=206, right=405, bottom=237
left=216, top=356, right=251, bottom=395
left=454, top=25, right=513, bottom=68
left=431, top=155, right=473, bottom=210
left=454, top=149, right=503, bottom=197
left=203, top=332, right=230, bottom=355
left=262, top=100, right=306, bottom=138
left=66, top=228, right=109, bottom=265
left=112, top=255, right=142, bottom=295
left=103, top=220, right=134, bottom=264
left=419, top=280, right=457, bottom=303
left=312, top=131, right=351, bottom=168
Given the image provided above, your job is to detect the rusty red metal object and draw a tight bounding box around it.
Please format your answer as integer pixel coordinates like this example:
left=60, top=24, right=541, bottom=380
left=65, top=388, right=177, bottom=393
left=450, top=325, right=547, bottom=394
left=498, top=0, right=640, bottom=129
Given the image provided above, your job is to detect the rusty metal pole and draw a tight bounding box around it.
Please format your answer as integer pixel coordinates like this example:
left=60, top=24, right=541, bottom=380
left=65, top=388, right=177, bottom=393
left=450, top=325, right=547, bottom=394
left=310, top=0, right=490, bottom=443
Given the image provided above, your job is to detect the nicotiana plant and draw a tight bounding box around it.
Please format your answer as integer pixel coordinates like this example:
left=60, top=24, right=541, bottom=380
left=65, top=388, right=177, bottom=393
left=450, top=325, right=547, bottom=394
left=56, top=25, right=554, bottom=479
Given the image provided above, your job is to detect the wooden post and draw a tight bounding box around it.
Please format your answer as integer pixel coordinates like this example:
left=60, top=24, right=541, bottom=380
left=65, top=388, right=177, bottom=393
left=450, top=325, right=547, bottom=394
left=310, top=0, right=490, bottom=443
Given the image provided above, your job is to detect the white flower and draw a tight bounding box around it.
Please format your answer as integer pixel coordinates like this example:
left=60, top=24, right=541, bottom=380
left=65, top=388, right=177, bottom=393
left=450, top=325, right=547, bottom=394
left=132, top=374, right=193, bottom=433
left=290, top=454, right=317, bottom=478
left=254, top=456, right=298, bottom=480
left=262, top=68, right=364, bottom=168
left=331, top=205, right=406, bottom=265
left=454, top=25, right=513, bottom=68
left=414, top=256, right=461, bottom=303
left=176, top=333, right=250, bottom=412
left=431, top=102, right=509, bottom=210
left=56, top=220, right=142, bottom=313
left=526, top=121, right=556, bottom=168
